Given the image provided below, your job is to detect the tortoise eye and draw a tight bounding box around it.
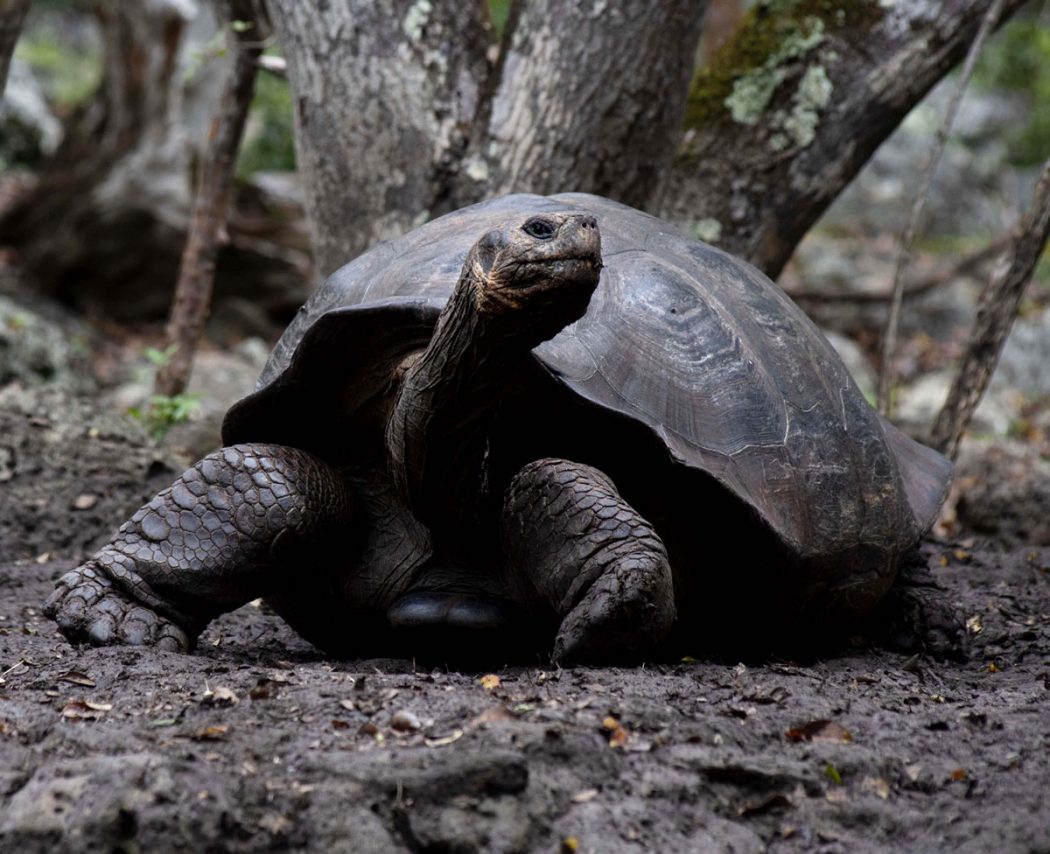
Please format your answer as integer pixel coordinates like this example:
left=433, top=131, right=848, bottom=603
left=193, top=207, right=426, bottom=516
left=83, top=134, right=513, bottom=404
left=522, top=217, right=557, bottom=240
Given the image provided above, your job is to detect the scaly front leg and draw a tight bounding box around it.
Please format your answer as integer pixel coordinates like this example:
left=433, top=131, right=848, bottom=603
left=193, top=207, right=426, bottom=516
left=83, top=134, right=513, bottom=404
left=500, top=458, right=676, bottom=663
left=44, top=444, right=353, bottom=651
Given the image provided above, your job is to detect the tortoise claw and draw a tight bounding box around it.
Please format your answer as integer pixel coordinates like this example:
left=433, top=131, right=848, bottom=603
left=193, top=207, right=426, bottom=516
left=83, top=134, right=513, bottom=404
left=551, top=552, right=676, bottom=665
left=44, top=564, right=191, bottom=652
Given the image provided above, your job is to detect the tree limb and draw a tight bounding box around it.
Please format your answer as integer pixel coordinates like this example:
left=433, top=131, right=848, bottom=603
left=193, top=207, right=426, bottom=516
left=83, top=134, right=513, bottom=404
left=931, top=160, right=1050, bottom=461
left=662, top=0, right=1026, bottom=280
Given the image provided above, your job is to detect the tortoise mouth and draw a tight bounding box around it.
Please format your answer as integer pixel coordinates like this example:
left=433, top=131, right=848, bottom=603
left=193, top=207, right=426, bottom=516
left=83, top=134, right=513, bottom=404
left=514, top=255, right=602, bottom=286
left=517, top=253, right=602, bottom=273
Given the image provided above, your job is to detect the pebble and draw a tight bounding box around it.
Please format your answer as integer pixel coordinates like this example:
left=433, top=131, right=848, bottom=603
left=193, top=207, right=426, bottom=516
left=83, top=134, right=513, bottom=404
left=390, top=710, right=421, bottom=732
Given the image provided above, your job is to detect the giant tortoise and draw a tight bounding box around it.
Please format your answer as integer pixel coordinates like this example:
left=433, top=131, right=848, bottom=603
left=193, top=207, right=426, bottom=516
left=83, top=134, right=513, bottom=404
left=44, top=193, right=953, bottom=662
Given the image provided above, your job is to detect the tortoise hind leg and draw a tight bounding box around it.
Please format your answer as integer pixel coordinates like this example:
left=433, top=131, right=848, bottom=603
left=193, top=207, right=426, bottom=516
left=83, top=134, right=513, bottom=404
left=500, top=458, right=676, bottom=663
left=44, top=444, right=354, bottom=651
left=862, top=547, right=970, bottom=661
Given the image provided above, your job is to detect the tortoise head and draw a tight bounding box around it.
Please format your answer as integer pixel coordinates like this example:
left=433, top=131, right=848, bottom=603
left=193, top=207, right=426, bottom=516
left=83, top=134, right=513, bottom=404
left=469, top=212, right=602, bottom=340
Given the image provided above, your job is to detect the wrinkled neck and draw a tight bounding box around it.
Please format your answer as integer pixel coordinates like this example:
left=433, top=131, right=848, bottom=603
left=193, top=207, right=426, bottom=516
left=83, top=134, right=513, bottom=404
left=386, top=263, right=523, bottom=532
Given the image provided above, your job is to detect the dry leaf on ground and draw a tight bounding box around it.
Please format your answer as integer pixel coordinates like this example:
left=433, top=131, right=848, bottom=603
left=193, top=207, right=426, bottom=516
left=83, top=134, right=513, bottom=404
left=785, top=719, right=853, bottom=743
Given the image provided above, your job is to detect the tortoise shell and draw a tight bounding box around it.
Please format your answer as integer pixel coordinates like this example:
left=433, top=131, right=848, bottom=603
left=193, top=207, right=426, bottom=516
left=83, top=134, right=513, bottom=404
left=224, top=193, right=951, bottom=629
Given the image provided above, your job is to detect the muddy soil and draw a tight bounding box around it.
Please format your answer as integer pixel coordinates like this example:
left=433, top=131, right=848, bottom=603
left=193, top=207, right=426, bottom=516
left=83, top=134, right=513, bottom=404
left=0, top=384, right=183, bottom=562
left=1, top=540, right=1048, bottom=853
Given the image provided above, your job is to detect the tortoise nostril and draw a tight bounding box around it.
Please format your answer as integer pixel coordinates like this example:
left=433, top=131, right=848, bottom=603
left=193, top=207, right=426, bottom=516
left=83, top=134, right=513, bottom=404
left=580, top=216, right=597, bottom=230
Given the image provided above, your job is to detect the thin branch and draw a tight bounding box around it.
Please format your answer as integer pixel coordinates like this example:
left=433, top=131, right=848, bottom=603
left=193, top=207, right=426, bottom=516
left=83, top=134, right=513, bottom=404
left=787, top=232, right=1012, bottom=305
left=154, top=0, right=267, bottom=398
left=931, top=159, right=1050, bottom=461
left=876, top=0, right=1005, bottom=416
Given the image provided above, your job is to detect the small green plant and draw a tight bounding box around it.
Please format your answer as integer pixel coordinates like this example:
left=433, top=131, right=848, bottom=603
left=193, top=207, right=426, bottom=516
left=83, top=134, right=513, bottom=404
left=127, top=345, right=199, bottom=439
left=4, top=312, right=28, bottom=332
left=128, top=394, right=201, bottom=441
left=143, top=344, right=178, bottom=367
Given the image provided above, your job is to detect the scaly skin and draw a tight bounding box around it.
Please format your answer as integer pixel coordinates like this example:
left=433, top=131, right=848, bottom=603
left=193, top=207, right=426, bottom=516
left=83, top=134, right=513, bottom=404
left=44, top=444, right=354, bottom=651
left=500, top=458, right=676, bottom=663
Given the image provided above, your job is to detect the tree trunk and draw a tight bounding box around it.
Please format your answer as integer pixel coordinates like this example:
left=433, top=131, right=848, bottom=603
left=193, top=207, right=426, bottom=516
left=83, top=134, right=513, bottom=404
left=267, top=0, right=708, bottom=274
left=662, top=0, right=1028, bottom=279
left=266, top=0, right=491, bottom=278
left=0, top=0, right=309, bottom=321
left=0, top=0, right=29, bottom=96
left=456, top=0, right=708, bottom=210
left=155, top=1, right=266, bottom=398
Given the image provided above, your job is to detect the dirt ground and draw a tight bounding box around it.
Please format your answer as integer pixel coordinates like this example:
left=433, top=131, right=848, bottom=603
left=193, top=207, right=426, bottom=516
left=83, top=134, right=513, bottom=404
left=1, top=535, right=1048, bottom=852
left=0, top=357, right=1047, bottom=854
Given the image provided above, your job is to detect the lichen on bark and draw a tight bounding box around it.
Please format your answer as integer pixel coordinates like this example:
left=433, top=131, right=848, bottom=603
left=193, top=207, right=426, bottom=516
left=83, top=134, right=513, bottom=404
left=685, top=0, right=883, bottom=132
left=724, top=16, right=825, bottom=125
left=770, top=64, right=833, bottom=151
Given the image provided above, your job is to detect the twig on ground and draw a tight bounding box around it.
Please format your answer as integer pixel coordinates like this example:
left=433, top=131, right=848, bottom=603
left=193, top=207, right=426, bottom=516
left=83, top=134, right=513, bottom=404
left=876, top=0, right=1006, bottom=416
left=931, top=160, right=1050, bottom=461
left=154, top=0, right=268, bottom=397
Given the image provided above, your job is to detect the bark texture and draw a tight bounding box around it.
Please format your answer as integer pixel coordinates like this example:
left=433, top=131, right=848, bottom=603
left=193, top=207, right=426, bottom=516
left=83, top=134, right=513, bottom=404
left=155, top=0, right=266, bottom=397
left=662, top=0, right=1028, bottom=279
left=0, top=0, right=29, bottom=96
left=457, top=0, right=708, bottom=209
left=931, top=161, right=1050, bottom=460
left=267, top=0, right=490, bottom=277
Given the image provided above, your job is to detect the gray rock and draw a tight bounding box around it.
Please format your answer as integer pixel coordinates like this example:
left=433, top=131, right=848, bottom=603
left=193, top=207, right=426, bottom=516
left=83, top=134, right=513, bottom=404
left=249, top=170, right=307, bottom=212
left=0, top=753, right=241, bottom=854
left=0, top=58, right=62, bottom=169
left=955, top=438, right=1050, bottom=547
left=790, top=78, right=1035, bottom=350
left=822, top=80, right=1031, bottom=238
left=0, top=295, right=97, bottom=393
left=788, top=233, right=982, bottom=346
left=894, top=369, right=1014, bottom=439
left=104, top=339, right=268, bottom=459
left=992, top=306, right=1050, bottom=401
left=892, top=305, right=1050, bottom=446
